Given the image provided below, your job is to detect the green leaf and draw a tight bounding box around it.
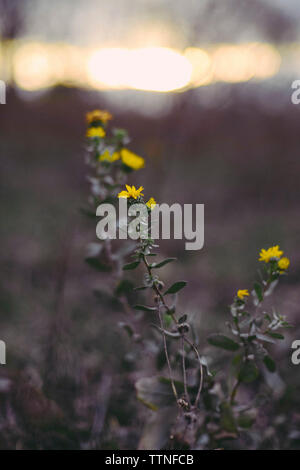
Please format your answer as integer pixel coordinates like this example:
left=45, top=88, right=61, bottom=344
left=254, top=282, right=263, bottom=302
left=238, top=361, right=259, bottom=383
left=220, top=402, right=237, bottom=433
left=238, top=414, right=255, bottom=429
left=164, top=281, right=187, bottom=295
left=151, top=258, right=176, bottom=269
left=231, top=353, right=243, bottom=375
left=123, top=261, right=140, bottom=270
left=85, top=257, right=112, bottom=272
left=208, top=334, right=240, bottom=351
left=163, top=314, right=172, bottom=328
left=263, top=355, right=276, bottom=372
left=247, top=335, right=257, bottom=342
left=114, top=280, right=134, bottom=296
left=266, top=332, right=284, bottom=340
left=134, top=305, right=157, bottom=312
left=178, top=314, right=187, bottom=324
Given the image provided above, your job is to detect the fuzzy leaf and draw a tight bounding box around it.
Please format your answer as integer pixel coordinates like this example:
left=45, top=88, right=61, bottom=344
left=151, top=258, right=177, bottom=269
left=266, top=332, right=284, bottom=340
left=164, top=281, right=187, bottom=295
left=178, top=314, right=187, bottom=324
left=208, top=334, right=240, bottom=351
left=123, top=261, right=140, bottom=270
left=238, top=361, right=259, bottom=383
left=85, top=257, right=112, bottom=272
left=254, top=282, right=263, bottom=302
left=263, top=355, right=276, bottom=373
left=238, top=414, right=255, bottom=429
left=134, top=305, right=157, bottom=312
left=220, top=402, right=237, bottom=433
left=163, top=314, right=172, bottom=328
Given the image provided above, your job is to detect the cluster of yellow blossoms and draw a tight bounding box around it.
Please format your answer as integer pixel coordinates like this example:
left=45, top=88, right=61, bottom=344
left=259, top=245, right=283, bottom=263
left=100, top=148, right=145, bottom=170
left=118, top=185, right=156, bottom=210
left=86, top=109, right=112, bottom=138
left=86, top=109, right=145, bottom=171
left=237, top=245, right=290, bottom=300
left=259, top=245, right=290, bottom=272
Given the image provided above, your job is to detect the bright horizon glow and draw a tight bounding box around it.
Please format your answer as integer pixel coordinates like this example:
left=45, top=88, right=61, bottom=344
left=7, top=41, right=282, bottom=92
left=87, top=47, right=192, bottom=92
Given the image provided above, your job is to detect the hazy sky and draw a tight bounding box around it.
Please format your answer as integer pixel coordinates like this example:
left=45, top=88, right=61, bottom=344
left=17, top=0, right=300, bottom=47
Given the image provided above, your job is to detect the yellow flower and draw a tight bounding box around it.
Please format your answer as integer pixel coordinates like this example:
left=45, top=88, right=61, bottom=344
left=237, top=289, right=250, bottom=300
left=259, top=245, right=283, bottom=263
left=146, top=197, right=156, bottom=210
left=86, top=109, right=112, bottom=124
left=86, top=127, right=106, bottom=138
left=278, top=257, right=290, bottom=271
left=121, top=148, right=145, bottom=170
left=99, top=150, right=120, bottom=162
left=118, top=185, right=144, bottom=199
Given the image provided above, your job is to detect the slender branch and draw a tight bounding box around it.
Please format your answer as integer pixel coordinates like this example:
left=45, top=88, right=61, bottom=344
left=142, top=253, right=178, bottom=323
left=181, top=336, right=191, bottom=407
left=230, top=379, right=241, bottom=406
left=141, top=250, right=203, bottom=408
left=157, top=303, right=178, bottom=401
left=183, top=336, right=203, bottom=408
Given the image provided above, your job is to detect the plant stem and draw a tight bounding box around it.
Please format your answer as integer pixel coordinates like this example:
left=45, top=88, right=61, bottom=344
left=183, top=336, right=203, bottom=408
left=181, top=336, right=191, bottom=406
left=157, top=303, right=178, bottom=401
left=230, top=379, right=241, bottom=406
left=141, top=250, right=203, bottom=408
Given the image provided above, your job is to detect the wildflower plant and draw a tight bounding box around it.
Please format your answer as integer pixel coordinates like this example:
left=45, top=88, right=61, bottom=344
left=118, top=185, right=203, bottom=412
left=205, top=245, right=292, bottom=446
left=82, top=111, right=292, bottom=450
left=83, top=110, right=145, bottom=274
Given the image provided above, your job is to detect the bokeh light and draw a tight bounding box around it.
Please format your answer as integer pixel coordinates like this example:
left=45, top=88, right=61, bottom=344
left=184, top=47, right=213, bottom=87
left=87, top=47, right=192, bottom=92
left=13, top=42, right=56, bottom=91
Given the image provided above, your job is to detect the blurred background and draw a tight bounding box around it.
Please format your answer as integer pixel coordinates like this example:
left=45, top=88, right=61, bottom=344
left=0, top=0, right=300, bottom=449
